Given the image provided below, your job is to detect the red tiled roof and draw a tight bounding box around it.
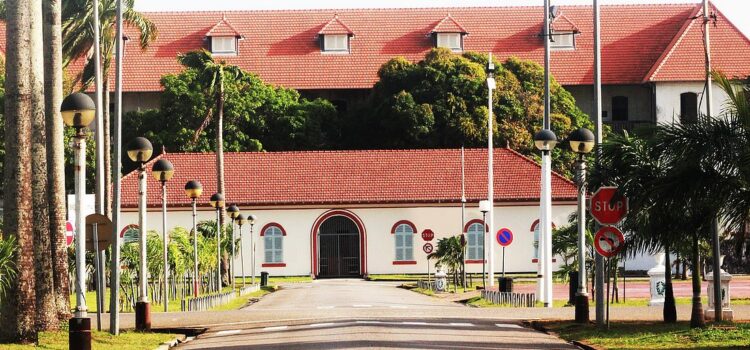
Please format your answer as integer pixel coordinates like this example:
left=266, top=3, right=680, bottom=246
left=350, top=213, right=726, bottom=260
left=431, top=14, right=468, bottom=34
left=205, top=16, right=243, bottom=38
left=319, top=15, right=354, bottom=35
left=645, top=5, right=750, bottom=82
left=24, top=4, right=749, bottom=92
left=551, top=14, right=579, bottom=33
left=119, top=148, right=577, bottom=208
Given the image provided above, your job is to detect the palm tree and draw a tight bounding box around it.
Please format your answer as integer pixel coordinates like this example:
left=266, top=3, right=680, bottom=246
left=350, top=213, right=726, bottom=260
left=62, top=0, right=157, bottom=216
left=428, top=236, right=464, bottom=291
left=1, top=0, right=37, bottom=341
left=43, top=0, right=71, bottom=322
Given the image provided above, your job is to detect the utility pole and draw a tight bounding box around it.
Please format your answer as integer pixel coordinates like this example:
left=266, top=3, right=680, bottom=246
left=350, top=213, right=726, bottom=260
left=109, top=0, right=124, bottom=335
left=593, top=0, right=605, bottom=327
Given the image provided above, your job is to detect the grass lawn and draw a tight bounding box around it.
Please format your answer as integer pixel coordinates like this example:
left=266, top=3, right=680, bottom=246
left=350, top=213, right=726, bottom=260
left=0, top=330, right=178, bottom=350
left=209, top=286, right=277, bottom=311
left=541, top=321, right=750, bottom=349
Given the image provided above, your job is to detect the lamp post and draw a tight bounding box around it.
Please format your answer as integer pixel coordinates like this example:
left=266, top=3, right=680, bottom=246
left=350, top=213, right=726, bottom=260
left=249, top=214, right=257, bottom=284
left=535, top=129, right=557, bottom=308
left=209, top=193, right=225, bottom=292
left=227, top=204, right=240, bottom=291
left=152, top=158, right=174, bottom=313
left=486, top=54, right=497, bottom=288
left=185, top=181, right=203, bottom=297
left=568, top=128, right=595, bottom=322
left=61, top=92, right=96, bottom=348
left=479, top=200, right=490, bottom=290
left=127, top=137, right=154, bottom=331
left=235, top=214, right=247, bottom=287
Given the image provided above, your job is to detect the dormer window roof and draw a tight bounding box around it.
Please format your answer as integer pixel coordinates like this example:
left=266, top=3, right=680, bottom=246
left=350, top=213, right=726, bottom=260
left=318, top=15, right=354, bottom=53
left=549, top=13, right=580, bottom=50
left=206, top=15, right=242, bottom=55
left=430, top=14, right=468, bottom=51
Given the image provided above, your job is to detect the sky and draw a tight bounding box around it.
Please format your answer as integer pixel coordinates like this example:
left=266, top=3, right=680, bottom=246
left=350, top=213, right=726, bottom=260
left=134, top=0, right=749, bottom=37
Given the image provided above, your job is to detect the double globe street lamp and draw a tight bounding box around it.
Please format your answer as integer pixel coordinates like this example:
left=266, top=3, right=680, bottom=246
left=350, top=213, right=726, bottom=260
left=248, top=214, right=258, bottom=284
left=227, top=204, right=241, bottom=290
left=534, top=129, right=557, bottom=308
left=152, top=158, right=174, bottom=312
left=235, top=214, right=247, bottom=287
left=184, top=180, right=203, bottom=297
left=127, top=137, right=154, bottom=331
left=61, top=92, right=96, bottom=349
left=209, top=193, right=225, bottom=292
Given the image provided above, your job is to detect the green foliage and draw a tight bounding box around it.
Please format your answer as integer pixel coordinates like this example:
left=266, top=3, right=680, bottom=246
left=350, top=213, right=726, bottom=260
left=0, top=235, right=17, bottom=301
left=552, top=214, right=594, bottom=280
left=354, top=48, right=593, bottom=174
left=427, top=235, right=464, bottom=276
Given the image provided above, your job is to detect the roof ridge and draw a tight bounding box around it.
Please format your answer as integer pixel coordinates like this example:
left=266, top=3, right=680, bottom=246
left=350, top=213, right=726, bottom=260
left=503, top=146, right=575, bottom=186
left=643, top=4, right=702, bottom=82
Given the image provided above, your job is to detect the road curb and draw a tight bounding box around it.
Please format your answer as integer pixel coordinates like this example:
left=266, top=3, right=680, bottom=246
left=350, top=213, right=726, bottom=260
left=153, top=334, right=187, bottom=350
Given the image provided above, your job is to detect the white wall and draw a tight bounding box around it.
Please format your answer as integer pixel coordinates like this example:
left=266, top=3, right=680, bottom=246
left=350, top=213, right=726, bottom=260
left=654, top=81, right=731, bottom=124
left=120, top=202, right=576, bottom=277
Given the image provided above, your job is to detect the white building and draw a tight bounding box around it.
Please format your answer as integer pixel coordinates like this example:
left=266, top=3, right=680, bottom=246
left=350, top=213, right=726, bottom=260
left=119, top=148, right=577, bottom=278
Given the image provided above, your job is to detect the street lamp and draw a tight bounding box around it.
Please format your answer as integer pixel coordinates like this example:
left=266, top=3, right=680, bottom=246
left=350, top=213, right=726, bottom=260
left=235, top=214, right=247, bottom=287
left=479, top=200, right=490, bottom=290
left=568, top=128, right=595, bottom=322
left=152, top=158, right=174, bottom=312
left=127, top=137, right=154, bottom=331
left=209, top=193, right=225, bottom=292
left=184, top=180, right=203, bottom=297
left=486, top=53, right=497, bottom=288
left=248, top=214, right=257, bottom=284
left=227, top=204, right=240, bottom=291
left=535, top=129, right=557, bottom=308
left=61, top=92, right=95, bottom=348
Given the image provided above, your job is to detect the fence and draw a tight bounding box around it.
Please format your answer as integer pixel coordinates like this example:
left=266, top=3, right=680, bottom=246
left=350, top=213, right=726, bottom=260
left=480, top=290, right=537, bottom=307
left=180, top=283, right=262, bottom=312
left=416, top=279, right=436, bottom=290
left=237, top=284, right=261, bottom=296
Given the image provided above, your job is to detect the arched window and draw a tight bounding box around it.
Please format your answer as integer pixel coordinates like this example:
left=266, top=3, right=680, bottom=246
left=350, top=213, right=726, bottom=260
left=262, top=224, right=285, bottom=264
left=393, top=223, right=415, bottom=261
left=467, top=222, right=485, bottom=261
left=680, top=92, right=698, bottom=124
left=531, top=220, right=557, bottom=263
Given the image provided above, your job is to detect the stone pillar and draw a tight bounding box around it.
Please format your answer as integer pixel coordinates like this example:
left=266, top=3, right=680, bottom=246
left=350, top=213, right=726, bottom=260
left=648, top=253, right=666, bottom=306
left=706, top=256, right=733, bottom=321
left=434, top=265, right=447, bottom=293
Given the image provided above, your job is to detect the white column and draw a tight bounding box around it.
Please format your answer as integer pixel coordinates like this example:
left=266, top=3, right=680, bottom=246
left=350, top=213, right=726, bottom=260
left=543, top=152, right=554, bottom=308
left=162, top=183, right=168, bottom=312
left=74, top=136, right=87, bottom=318
left=138, top=169, right=148, bottom=302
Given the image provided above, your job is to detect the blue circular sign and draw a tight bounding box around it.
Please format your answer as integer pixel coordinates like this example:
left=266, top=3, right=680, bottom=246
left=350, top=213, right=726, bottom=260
left=496, top=228, right=513, bottom=247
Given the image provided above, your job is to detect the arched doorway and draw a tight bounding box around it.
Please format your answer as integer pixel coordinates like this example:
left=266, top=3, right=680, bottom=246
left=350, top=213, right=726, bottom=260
left=311, top=210, right=366, bottom=278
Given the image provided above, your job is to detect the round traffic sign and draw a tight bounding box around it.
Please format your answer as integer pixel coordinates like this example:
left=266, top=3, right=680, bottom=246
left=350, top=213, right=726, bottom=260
left=594, top=226, right=625, bottom=258
left=65, top=221, right=75, bottom=246
left=496, top=228, right=513, bottom=247
left=590, top=187, right=629, bottom=225
left=423, top=243, right=434, bottom=254
left=421, top=229, right=435, bottom=242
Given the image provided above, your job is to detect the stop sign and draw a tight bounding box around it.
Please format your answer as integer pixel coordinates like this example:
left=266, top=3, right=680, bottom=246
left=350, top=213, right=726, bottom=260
left=421, top=229, right=435, bottom=241
left=590, top=187, right=628, bottom=225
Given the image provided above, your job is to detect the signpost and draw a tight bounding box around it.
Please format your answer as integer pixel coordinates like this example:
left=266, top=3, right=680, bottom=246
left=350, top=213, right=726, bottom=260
left=421, top=229, right=434, bottom=241
left=496, top=228, right=513, bottom=277
left=86, top=214, right=113, bottom=332
left=65, top=221, right=75, bottom=246
left=422, top=243, right=434, bottom=254
left=590, top=187, right=628, bottom=225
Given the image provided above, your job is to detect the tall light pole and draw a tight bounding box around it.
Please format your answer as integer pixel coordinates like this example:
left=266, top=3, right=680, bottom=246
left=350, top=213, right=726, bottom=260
left=486, top=54, right=497, bottom=288
left=593, top=0, right=605, bottom=327
left=235, top=214, right=247, bottom=287
left=61, top=92, right=96, bottom=349
left=152, top=158, right=174, bottom=312
left=569, top=128, right=595, bottom=322
left=227, top=204, right=240, bottom=291
left=127, top=137, right=154, bottom=331
left=210, top=193, right=225, bottom=292
left=185, top=181, right=203, bottom=297
left=479, top=200, right=490, bottom=289
left=535, top=129, right=557, bottom=308
left=249, top=214, right=257, bottom=284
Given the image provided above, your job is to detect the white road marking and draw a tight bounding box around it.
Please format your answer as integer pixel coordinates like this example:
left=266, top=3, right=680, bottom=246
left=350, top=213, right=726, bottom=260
left=307, top=322, right=336, bottom=328
left=316, top=306, right=334, bottom=309
left=495, top=324, right=523, bottom=329
left=352, top=304, right=372, bottom=308
left=263, top=326, right=289, bottom=332
left=216, top=330, right=241, bottom=336
left=389, top=305, right=408, bottom=308
left=449, top=322, right=474, bottom=327
left=402, top=321, right=429, bottom=325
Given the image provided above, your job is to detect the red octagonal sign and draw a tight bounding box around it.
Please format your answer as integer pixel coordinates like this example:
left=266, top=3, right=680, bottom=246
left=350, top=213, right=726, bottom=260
left=590, top=187, right=628, bottom=225
left=421, top=229, right=435, bottom=242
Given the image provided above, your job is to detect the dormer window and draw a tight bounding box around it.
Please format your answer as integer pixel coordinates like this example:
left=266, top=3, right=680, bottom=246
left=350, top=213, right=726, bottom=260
left=549, top=11, right=579, bottom=50
left=430, top=14, right=468, bottom=52
left=318, top=15, right=354, bottom=54
left=205, top=15, right=243, bottom=56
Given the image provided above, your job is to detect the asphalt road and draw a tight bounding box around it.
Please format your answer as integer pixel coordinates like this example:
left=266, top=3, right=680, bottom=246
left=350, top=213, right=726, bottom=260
left=176, top=279, right=576, bottom=349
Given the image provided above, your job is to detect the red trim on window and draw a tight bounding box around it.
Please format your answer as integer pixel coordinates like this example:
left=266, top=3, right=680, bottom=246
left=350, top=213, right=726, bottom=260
left=260, top=223, right=286, bottom=236
left=262, top=263, right=286, bottom=267
left=390, top=220, right=417, bottom=234
left=466, top=259, right=486, bottom=264
left=530, top=219, right=557, bottom=231
left=392, top=260, right=417, bottom=265
left=310, top=209, right=367, bottom=277
left=531, top=258, right=557, bottom=263
left=463, top=219, right=487, bottom=233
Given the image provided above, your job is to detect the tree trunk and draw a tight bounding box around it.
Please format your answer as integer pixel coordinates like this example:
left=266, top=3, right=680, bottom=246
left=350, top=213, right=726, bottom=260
left=103, top=77, right=112, bottom=218
left=42, top=0, right=70, bottom=323
left=690, top=235, right=705, bottom=328
left=216, top=73, right=228, bottom=285
left=0, top=0, right=37, bottom=342
left=663, top=245, right=677, bottom=323
left=30, top=0, right=57, bottom=331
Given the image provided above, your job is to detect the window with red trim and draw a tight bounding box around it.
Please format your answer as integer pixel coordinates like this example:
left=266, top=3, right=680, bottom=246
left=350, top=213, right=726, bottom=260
left=466, top=222, right=484, bottom=261
left=393, top=223, right=414, bottom=262
left=263, top=224, right=284, bottom=264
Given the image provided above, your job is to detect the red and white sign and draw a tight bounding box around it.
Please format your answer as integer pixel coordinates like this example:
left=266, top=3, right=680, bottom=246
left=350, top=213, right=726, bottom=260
left=496, top=228, right=513, bottom=247
left=421, top=229, right=434, bottom=242
left=423, top=243, right=434, bottom=254
left=65, top=221, right=75, bottom=246
left=590, top=187, right=628, bottom=225
left=594, top=226, right=625, bottom=258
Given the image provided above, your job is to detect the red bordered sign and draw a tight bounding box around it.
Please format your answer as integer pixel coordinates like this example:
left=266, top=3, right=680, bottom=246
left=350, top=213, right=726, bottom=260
left=423, top=243, right=434, bottom=254
left=421, top=229, right=434, bottom=242
left=496, top=228, right=513, bottom=247
left=594, top=226, right=625, bottom=258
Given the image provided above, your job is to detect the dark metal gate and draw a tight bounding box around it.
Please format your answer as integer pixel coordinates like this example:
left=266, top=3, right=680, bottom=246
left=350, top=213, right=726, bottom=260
left=318, top=216, right=360, bottom=278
